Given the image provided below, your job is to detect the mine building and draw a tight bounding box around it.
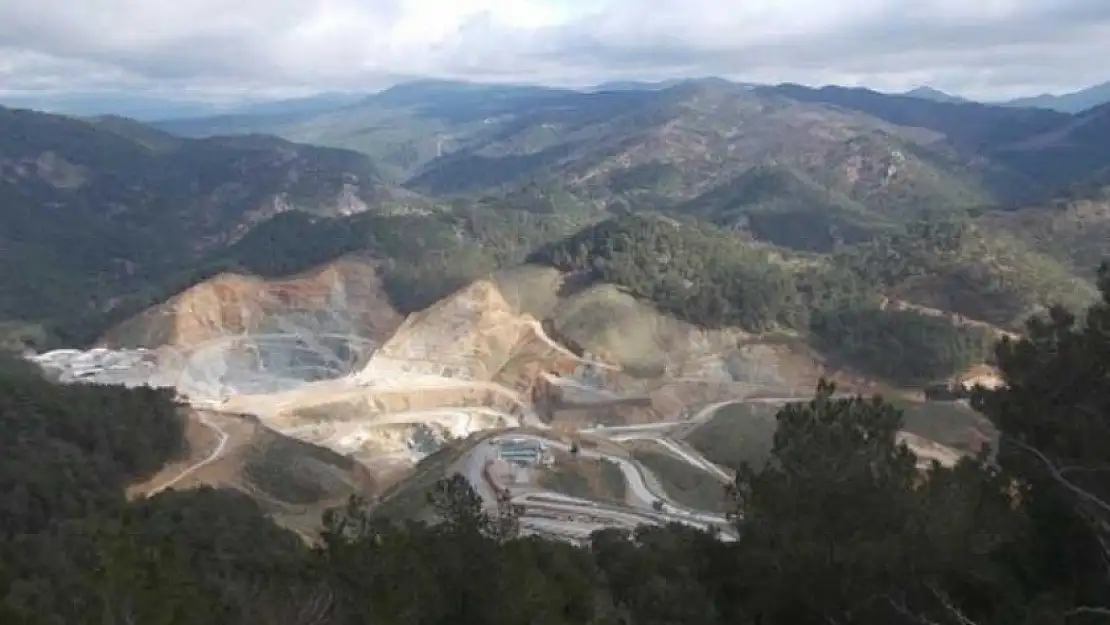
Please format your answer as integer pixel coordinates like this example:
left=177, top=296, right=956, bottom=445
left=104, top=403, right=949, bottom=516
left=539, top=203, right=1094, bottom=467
left=498, top=439, right=549, bottom=467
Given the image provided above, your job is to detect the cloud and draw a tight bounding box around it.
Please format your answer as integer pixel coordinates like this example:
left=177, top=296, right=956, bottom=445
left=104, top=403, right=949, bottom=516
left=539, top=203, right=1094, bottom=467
left=0, top=0, right=1108, bottom=100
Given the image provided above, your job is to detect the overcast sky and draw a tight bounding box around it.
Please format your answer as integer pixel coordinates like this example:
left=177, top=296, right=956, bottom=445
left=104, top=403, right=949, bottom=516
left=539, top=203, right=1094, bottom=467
left=1, top=0, right=1109, bottom=101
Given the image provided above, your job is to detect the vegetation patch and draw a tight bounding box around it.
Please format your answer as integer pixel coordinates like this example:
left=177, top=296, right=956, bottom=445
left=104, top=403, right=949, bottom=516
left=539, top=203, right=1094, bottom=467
left=242, top=434, right=364, bottom=506
left=687, top=397, right=997, bottom=474
left=836, top=219, right=1097, bottom=327
left=629, top=442, right=731, bottom=513
left=677, top=163, right=893, bottom=252
left=537, top=452, right=627, bottom=504
left=893, top=399, right=998, bottom=454
left=530, top=215, right=808, bottom=332
left=809, top=307, right=995, bottom=386
left=684, top=401, right=780, bottom=471
left=370, top=437, right=477, bottom=522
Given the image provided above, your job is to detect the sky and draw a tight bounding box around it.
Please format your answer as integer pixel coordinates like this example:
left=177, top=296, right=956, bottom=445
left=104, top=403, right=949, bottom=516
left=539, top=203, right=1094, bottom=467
left=1, top=0, right=1109, bottom=102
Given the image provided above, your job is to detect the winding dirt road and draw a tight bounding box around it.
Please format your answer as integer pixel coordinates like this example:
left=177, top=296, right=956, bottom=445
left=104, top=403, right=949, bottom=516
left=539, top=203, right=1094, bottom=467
left=147, top=411, right=230, bottom=496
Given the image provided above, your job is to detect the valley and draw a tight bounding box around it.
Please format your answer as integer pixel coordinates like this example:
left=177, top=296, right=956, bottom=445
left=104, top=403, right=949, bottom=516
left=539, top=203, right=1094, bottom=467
left=13, top=107, right=1078, bottom=534
left=3, top=73, right=1109, bottom=625
left=5, top=0, right=1110, bottom=616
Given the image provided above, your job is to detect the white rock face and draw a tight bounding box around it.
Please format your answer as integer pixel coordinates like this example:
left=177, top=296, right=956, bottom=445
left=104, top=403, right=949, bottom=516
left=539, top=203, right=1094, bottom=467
left=31, top=348, right=174, bottom=388
left=29, top=330, right=377, bottom=400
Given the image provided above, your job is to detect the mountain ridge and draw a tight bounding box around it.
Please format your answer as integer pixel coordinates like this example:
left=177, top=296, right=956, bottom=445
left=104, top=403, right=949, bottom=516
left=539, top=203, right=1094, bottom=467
left=1000, top=80, right=1110, bottom=113
left=6, top=80, right=1109, bottom=357
left=0, top=104, right=408, bottom=345
left=152, top=78, right=1110, bottom=212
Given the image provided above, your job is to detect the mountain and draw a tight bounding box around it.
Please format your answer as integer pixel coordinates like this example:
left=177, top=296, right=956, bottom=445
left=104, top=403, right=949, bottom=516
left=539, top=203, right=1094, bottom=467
left=0, top=104, right=403, bottom=345
left=216, top=92, right=366, bottom=118
left=983, top=102, right=1110, bottom=193
left=155, top=78, right=1110, bottom=217
left=1001, top=80, right=1110, bottom=113
left=13, top=80, right=1110, bottom=352
left=759, top=83, right=1066, bottom=152
left=154, top=80, right=583, bottom=181
left=901, top=86, right=970, bottom=104
left=675, top=163, right=893, bottom=251
left=974, top=168, right=1110, bottom=279
left=588, top=79, right=691, bottom=92
left=758, top=83, right=1110, bottom=195
left=589, top=77, right=757, bottom=92
left=365, top=79, right=572, bottom=109
left=0, top=91, right=367, bottom=122
left=0, top=92, right=223, bottom=121
left=409, top=81, right=1005, bottom=215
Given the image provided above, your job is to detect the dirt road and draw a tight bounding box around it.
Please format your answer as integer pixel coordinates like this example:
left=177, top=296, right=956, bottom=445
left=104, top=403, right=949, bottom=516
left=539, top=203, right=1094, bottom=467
left=147, top=411, right=230, bottom=496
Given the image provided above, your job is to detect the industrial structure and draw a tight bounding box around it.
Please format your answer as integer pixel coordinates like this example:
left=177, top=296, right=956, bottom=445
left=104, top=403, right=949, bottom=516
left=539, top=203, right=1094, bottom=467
left=497, top=438, right=550, bottom=467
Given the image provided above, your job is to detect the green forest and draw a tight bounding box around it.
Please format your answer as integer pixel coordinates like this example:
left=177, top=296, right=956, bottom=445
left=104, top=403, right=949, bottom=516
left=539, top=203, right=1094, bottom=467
left=3, top=267, right=1109, bottom=624
left=531, top=215, right=996, bottom=383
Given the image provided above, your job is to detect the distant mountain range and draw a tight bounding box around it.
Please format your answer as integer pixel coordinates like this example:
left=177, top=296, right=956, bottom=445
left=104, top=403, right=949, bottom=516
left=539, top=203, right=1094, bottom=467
left=153, top=76, right=1107, bottom=202
left=900, top=87, right=971, bottom=104
left=6, top=77, right=1110, bottom=125
left=895, top=79, right=1110, bottom=113
left=998, top=81, right=1110, bottom=113
left=36, top=77, right=1110, bottom=226
left=0, top=91, right=366, bottom=122
left=3, top=75, right=1109, bottom=350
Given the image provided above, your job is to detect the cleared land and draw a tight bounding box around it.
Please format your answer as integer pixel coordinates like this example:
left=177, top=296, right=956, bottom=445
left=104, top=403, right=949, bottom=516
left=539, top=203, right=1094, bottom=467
left=626, top=440, right=732, bottom=514
left=684, top=398, right=994, bottom=472
left=536, top=451, right=628, bottom=505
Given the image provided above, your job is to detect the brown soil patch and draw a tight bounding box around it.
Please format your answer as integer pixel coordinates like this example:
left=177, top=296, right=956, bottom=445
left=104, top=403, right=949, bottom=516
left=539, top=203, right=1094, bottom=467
left=102, top=255, right=402, bottom=349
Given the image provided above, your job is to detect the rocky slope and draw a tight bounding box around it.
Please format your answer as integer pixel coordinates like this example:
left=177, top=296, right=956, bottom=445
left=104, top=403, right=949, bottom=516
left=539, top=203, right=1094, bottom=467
left=102, top=256, right=402, bottom=350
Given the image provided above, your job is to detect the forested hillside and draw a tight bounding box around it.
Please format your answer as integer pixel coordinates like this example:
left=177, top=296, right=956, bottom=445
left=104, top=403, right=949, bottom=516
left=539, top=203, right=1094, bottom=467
left=160, top=79, right=1110, bottom=218
left=836, top=218, right=1098, bottom=327
left=976, top=170, right=1110, bottom=280
left=60, top=205, right=1081, bottom=387
left=0, top=104, right=405, bottom=347
left=675, top=163, right=893, bottom=252
left=407, top=81, right=1002, bottom=216
left=529, top=215, right=1004, bottom=384
left=3, top=268, right=1109, bottom=624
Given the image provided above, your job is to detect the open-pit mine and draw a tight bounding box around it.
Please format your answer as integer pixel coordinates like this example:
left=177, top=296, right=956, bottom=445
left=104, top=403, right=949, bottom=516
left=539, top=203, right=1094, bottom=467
left=29, top=260, right=986, bottom=542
